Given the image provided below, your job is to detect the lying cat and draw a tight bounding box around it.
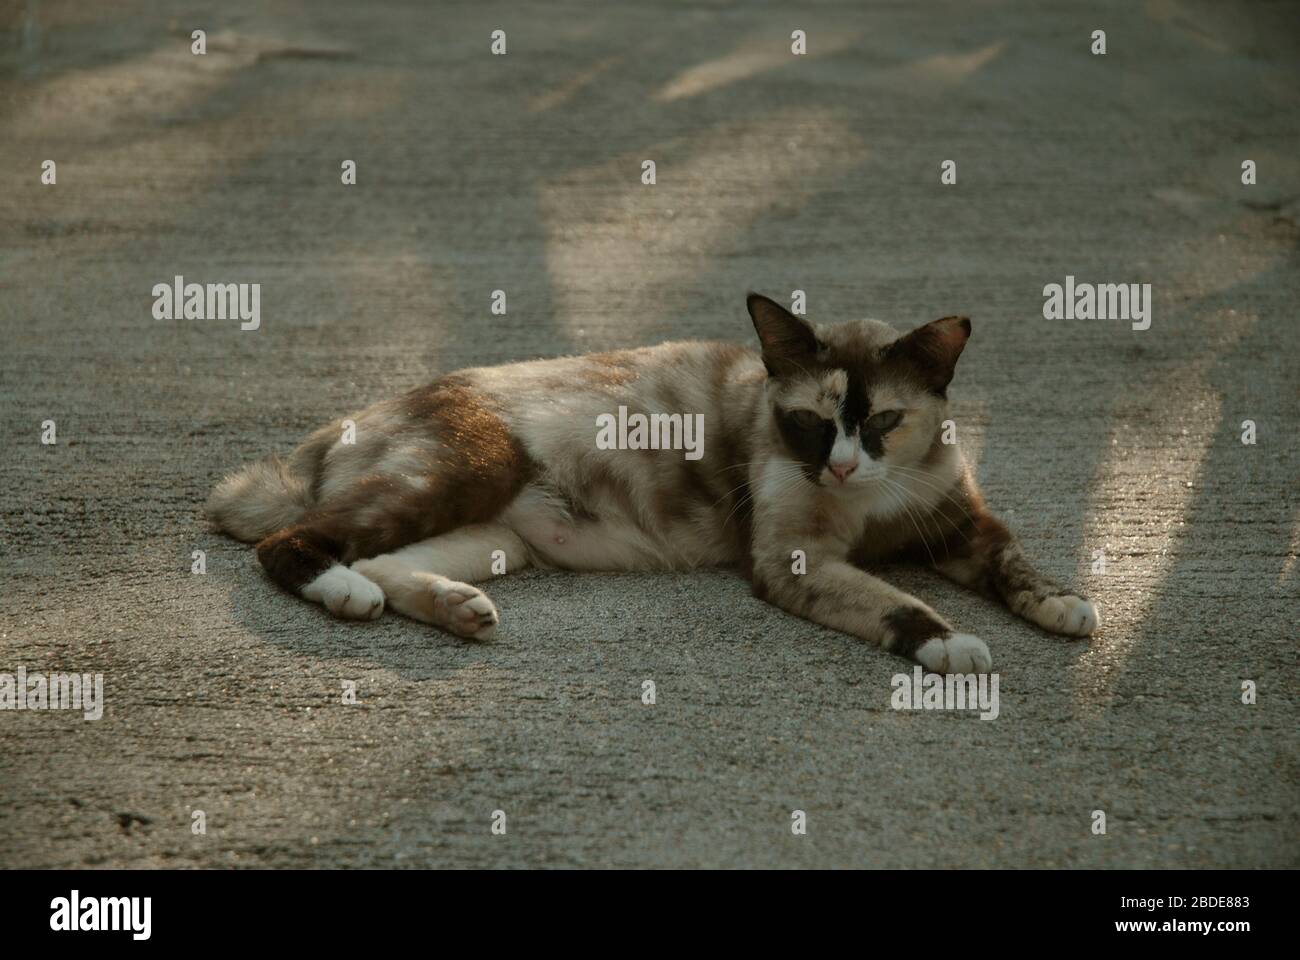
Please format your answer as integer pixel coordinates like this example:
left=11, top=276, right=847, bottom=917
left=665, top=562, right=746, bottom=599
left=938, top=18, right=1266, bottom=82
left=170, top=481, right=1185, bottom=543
left=206, top=294, right=1098, bottom=673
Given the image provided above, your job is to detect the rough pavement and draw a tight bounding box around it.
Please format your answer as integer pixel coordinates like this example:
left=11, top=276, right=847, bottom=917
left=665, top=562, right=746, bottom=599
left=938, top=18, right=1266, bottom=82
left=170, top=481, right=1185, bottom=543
left=1, top=0, right=1297, bottom=868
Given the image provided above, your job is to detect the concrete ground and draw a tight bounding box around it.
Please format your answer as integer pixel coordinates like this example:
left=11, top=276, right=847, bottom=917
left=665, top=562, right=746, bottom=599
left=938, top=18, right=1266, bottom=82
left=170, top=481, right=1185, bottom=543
left=1, top=1, right=1297, bottom=868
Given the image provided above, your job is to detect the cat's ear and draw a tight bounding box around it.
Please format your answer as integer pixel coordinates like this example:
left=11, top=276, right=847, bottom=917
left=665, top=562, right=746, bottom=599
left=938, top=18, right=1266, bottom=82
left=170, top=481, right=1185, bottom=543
left=887, top=315, right=971, bottom=393
left=747, top=293, right=820, bottom=374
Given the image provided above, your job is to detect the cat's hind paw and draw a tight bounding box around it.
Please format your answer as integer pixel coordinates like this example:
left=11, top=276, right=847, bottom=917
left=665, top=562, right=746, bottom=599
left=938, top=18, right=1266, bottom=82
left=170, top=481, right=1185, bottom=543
left=915, top=633, right=993, bottom=674
left=409, top=574, right=499, bottom=639
left=1029, top=594, right=1099, bottom=637
left=301, top=565, right=385, bottom=620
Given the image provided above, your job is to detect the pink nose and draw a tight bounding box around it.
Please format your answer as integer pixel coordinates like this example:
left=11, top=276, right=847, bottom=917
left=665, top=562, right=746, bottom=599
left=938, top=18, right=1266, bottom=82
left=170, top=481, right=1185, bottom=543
left=829, top=461, right=856, bottom=481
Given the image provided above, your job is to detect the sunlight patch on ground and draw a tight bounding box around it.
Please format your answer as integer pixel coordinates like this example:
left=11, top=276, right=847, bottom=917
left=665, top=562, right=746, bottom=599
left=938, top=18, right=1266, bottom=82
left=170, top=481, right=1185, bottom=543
left=529, top=56, right=622, bottom=113
left=653, top=32, right=858, bottom=103
left=1071, top=312, right=1254, bottom=716
left=538, top=107, right=864, bottom=337
left=889, top=40, right=1007, bottom=90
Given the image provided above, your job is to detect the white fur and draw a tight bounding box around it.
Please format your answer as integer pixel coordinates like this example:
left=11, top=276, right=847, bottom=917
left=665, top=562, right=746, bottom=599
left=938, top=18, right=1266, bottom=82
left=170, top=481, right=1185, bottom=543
left=915, top=632, right=992, bottom=673
left=355, top=524, right=525, bottom=585
left=503, top=486, right=673, bottom=570
left=301, top=564, right=385, bottom=620
left=386, top=574, right=499, bottom=638
left=352, top=524, right=524, bottom=637
left=1028, top=595, right=1099, bottom=636
left=826, top=425, right=860, bottom=479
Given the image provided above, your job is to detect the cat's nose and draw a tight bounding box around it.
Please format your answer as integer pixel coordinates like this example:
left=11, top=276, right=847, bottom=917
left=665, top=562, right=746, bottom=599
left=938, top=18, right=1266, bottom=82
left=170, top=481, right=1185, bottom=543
left=829, top=461, right=857, bottom=482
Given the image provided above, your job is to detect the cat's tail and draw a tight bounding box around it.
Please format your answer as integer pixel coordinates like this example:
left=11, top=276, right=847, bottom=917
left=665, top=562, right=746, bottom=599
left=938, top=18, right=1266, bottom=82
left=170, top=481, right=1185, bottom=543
left=204, top=451, right=317, bottom=542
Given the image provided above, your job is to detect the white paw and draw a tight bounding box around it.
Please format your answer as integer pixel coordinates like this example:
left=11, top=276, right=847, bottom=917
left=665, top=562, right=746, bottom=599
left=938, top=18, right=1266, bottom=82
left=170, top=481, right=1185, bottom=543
left=1029, top=594, right=1099, bottom=637
left=420, top=575, right=499, bottom=639
left=301, top=565, right=385, bottom=620
left=915, top=632, right=993, bottom=673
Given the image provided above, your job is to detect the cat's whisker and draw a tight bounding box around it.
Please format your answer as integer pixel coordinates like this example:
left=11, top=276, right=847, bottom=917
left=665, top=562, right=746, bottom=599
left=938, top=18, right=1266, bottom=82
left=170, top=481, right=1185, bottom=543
left=709, top=458, right=791, bottom=478
left=718, top=465, right=808, bottom=531
left=712, top=462, right=801, bottom=504
left=712, top=462, right=802, bottom=506
left=883, top=466, right=980, bottom=530
left=877, top=473, right=973, bottom=558
left=877, top=476, right=941, bottom=568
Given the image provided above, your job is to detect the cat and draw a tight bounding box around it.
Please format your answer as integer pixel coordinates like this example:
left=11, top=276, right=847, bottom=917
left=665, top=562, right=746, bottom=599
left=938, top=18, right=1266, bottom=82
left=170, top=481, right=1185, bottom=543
left=205, top=293, right=1098, bottom=673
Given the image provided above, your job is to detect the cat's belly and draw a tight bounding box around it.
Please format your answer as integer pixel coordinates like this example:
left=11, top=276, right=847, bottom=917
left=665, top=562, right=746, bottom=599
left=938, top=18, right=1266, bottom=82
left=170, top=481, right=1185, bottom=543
left=501, top=485, right=731, bottom=572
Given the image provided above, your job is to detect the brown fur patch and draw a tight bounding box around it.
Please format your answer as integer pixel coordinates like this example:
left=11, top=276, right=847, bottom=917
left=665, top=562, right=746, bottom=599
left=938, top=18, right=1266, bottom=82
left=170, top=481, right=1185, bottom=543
left=882, top=606, right=951, bottom=656
left=255, top=525, right=342, bottom=593
left=255, top=376, right=534, bottom=595
left=539, top=352, right=640, bottom=390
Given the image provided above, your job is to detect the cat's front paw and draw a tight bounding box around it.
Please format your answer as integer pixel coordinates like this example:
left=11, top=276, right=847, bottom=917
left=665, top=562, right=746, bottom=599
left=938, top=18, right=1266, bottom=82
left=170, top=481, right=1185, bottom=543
left=915, top=632, right=992, bottom=673
left=1028, top=594, right=1099, bottom=637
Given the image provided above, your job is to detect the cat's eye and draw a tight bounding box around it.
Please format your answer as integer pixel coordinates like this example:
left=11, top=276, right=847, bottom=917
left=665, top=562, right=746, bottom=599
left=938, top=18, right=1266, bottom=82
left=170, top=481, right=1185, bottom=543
left=866, top=409, right=902, bottom=432
left=790, top=409, right=825, bottom=431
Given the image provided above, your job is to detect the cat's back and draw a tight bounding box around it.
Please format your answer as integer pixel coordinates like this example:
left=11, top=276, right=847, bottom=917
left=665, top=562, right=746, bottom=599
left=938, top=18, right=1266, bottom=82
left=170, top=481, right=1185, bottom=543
left=451, top=339, right=761, bottom=458
left=457, top=339, right=763, bottom=405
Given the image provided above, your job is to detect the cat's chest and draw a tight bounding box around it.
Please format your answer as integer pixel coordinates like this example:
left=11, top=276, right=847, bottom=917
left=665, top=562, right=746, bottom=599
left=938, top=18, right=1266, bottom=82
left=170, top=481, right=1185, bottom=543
left=849, top=515, right=922, bottom=562
left=772, top=484, right=922, bottom=560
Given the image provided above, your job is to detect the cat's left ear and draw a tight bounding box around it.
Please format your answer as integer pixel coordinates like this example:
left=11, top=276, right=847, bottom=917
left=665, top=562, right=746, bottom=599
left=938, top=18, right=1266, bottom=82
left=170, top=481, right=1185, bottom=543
left=887, top=315, right=971, bottom=394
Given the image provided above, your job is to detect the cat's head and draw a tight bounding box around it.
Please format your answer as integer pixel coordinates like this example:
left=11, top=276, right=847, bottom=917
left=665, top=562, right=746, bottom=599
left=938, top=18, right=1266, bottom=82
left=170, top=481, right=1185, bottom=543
left=747, top=293, right=968, bottom=489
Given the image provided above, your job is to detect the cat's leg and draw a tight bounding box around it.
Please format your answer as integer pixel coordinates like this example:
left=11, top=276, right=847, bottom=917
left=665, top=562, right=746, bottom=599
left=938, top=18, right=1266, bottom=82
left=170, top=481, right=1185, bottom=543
left=931, top=507, right=1099, bottom=638
left=351, top=523, right=530, bottom=639
left=751, top=555, right=992, bottom=673
left=255, top=495, right=522, bottom=625
left=256, top=519, right=387, bottom=620
left=248, top=375, right=533, bottom=621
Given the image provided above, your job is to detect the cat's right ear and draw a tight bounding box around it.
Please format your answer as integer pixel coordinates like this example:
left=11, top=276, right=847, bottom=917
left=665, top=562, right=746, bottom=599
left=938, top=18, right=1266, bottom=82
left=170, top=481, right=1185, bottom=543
left=747, top=293, right=819, bottom=375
